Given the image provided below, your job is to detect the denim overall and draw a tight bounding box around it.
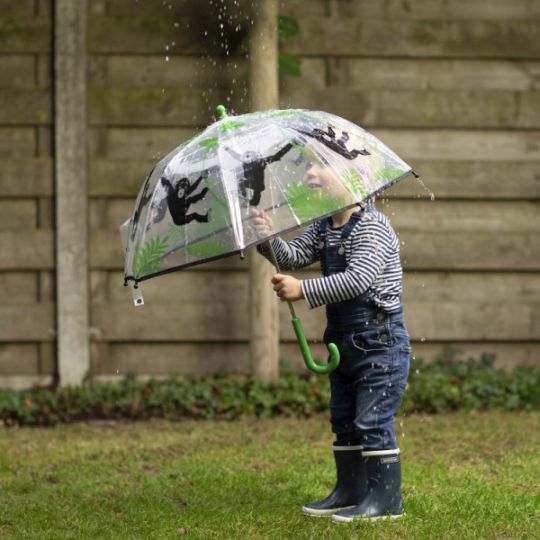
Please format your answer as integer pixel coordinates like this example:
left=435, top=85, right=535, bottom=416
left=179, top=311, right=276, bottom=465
left=320, top=210, right=411, bottom=451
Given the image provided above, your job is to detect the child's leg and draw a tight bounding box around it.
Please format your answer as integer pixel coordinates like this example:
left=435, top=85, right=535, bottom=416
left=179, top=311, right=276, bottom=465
left=302, top=335, right=365, bottom=517
left=332, top=319, right=411, bottom=522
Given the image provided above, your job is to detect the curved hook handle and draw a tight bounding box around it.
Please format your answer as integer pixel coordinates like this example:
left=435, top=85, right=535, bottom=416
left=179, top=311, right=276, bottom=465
left=291, top=317, right=340, bottom=375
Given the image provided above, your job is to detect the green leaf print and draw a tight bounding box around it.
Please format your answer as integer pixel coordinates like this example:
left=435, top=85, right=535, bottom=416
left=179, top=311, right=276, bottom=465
left=199, top=137, right=219, bottom=151
left=342, top=169, right=368, bottom=198
left=375, top=167, right=405, bottom=183
left=218, top=120, right=245, bottom=133
left=167, top=224, right=185, bottom=247
left=283, top=183, right=342, bottom=222
left=186, top=241, right=228, bottom=259
left=269, top=109, right=300, bottom=118
left=133, top=235, right=169, bottom=279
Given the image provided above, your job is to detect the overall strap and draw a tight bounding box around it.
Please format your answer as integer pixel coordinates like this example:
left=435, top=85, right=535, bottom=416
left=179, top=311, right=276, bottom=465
left=340, top=210, right=363, bottom=242
left=317, top=218, right=327, bottom=252
left=336, top=209, right=364, bottom=255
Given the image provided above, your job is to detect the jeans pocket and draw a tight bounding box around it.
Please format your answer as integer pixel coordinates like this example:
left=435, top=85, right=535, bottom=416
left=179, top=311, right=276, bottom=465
left=350, top=324, right=391, bottom=353
left=387, top=321, right=412, bottom=354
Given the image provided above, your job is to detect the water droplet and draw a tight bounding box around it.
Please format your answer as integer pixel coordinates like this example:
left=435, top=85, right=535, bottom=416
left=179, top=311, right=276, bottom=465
left=165, top=56, right=170, bottom=62
left=420, top=337, right=426, bottom=342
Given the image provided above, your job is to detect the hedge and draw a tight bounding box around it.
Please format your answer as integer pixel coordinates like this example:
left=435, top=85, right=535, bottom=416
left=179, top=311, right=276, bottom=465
left=0, top=349, right=538, bottom=426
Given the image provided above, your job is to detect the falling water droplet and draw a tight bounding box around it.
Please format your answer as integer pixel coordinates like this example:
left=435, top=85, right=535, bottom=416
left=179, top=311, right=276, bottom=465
left=420, top=337, right=426, bottom=342
left=165, top=56, right=170, bottom=62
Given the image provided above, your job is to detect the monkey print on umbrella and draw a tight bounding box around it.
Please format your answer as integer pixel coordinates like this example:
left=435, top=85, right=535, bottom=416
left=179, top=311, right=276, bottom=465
left=160, top=175, right=210, bottom=226
left=130, top=165, right=156, bottom=241
left=224, top=142, right=294, bottom=206
left=296, top=125, right=370, bottom=160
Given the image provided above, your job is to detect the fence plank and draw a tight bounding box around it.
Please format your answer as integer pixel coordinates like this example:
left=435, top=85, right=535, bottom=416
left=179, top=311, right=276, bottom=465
left=90, top=199, right=540, bottom=234
left=0, top=16, right=50, bottom=52
left=86, top=85, right=540, bottom=129
left=327, top=58, right=539, bottom=91
left=0, top=55, right=36, bottom=88
left=0, top=344, right=39, bottom=374
left=0, top=200, right=37, bottom=229
left=94, top=341, right=540, bottom=378
left=2, top=225, right=539, bottom=271
left=106, top=55, right=248, bottom=87
left=0, top=159, right=52, bottom=196
left=0, top=304, right=55, bottom=341
left=0, top=88, right=52, bottom=126
left=84, top=158, right=540, bottom=199
left=88, top=86, right=229, bottom=126
left=105, top=269, right=540, bottom=305
left=282, top=18, right=540, bottom=58
left=386, top=161, right=540, bottom=200
left=88, top=297, right=539, bottom=342
left=105, top=127, right=196, bottom=159
left=88, top=16, right=202, bottom=54
left=281, top=87, right=540, bottom=129
left=372, top=129, right=540, bottom=161
left=0, top=128, right=35, bottom=158
left=327, top=0, right=540, bottom=20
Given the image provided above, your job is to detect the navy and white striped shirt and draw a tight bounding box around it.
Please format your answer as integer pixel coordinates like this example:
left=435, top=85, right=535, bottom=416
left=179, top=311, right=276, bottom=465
left=256, top=201, right=403, bottom=312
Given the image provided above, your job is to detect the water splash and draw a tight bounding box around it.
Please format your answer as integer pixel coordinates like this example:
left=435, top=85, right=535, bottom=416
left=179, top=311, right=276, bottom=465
left=414, top=175, right=435, bottom=201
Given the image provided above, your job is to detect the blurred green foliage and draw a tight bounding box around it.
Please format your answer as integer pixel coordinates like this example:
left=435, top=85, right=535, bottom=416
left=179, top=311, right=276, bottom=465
left=0, top=349, right=538, bottom=426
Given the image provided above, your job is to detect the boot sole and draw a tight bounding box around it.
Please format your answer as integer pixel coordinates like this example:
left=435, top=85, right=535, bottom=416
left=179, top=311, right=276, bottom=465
left=331, top=512, right=405, bottom=523
left=302, top=505, right=356, bottom=517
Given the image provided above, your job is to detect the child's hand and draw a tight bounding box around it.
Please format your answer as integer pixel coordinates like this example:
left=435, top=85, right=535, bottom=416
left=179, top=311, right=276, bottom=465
left=249, top=208, right=275, bottom=237
left=271, top=273, right=304, bottom=302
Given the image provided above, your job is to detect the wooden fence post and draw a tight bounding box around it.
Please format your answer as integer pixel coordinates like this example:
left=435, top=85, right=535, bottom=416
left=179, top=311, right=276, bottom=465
left=248, top=0, right=280, bottom=382
left=54, top=0, right=90, bottom=386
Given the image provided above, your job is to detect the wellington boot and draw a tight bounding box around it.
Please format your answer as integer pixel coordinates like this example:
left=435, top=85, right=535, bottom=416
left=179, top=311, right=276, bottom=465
left=302, top=444, right=366, bottom=517
left=331, top=449, right=403, bottom=523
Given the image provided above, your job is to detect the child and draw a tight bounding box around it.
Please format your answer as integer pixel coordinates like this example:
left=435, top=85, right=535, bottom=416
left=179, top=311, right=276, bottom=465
left=252, top=160, right=412, bottom=523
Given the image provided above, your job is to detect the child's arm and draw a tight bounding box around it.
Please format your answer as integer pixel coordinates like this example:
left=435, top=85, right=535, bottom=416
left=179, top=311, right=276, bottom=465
left=300, top=219, right=394, bottom=309
left=255, top=223, right=320, bottom=270
left=251, top=208, right=320, bottom=270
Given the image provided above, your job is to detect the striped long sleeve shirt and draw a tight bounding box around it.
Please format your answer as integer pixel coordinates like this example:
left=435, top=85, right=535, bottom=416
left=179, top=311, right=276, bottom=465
left=256, top=202, right=403, bottom=312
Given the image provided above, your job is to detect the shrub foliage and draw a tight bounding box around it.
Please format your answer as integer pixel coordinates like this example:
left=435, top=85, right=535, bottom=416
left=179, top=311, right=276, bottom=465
left=1, top=350, right=538, bottom=426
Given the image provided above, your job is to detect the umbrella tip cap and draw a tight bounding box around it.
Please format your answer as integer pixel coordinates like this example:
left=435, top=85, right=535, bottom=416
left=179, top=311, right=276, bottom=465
left=215, top=104, right=228, bottom=120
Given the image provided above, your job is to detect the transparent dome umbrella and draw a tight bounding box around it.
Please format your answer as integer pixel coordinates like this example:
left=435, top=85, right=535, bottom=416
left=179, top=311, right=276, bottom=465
left=120, top=105, right=418, bottom=374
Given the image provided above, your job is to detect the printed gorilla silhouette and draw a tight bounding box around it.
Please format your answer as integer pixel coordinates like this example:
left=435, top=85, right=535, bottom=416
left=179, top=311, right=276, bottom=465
left=160, top=175, right=210, bottom=226
left=224, top=142, right=294, bottom=206
left=296, top=125, right=371, bottom=160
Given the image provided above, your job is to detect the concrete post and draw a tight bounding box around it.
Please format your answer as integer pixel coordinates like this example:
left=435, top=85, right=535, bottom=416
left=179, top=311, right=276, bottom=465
left=54, top=0, right=90, bottom=386
left=248, top=0, right=280, bottom=382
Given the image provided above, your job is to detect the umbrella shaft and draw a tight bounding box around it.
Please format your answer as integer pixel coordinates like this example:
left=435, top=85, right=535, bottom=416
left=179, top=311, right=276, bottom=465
left=264, top=240, right=297, bottom=319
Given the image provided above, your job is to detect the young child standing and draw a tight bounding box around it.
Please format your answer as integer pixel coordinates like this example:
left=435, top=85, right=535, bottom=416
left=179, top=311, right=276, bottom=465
left=252, top=162, right=412, bottom=523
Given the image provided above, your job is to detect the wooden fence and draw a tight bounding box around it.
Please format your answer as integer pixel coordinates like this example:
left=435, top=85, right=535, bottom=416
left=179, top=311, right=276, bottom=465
left=0, top=0, right=539, bottom=388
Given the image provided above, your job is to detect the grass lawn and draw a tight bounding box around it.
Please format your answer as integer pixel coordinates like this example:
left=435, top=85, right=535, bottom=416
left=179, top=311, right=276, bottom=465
left=0, top=411, right=538, bottom=539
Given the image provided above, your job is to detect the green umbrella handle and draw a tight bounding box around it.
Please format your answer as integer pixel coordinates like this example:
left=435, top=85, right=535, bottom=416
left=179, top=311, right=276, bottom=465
left=259, top=239, right=341, bottom=375
left=291, top=317, right=340, bottom=375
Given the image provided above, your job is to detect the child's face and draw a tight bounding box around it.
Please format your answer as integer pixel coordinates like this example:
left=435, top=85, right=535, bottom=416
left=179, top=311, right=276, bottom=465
left=302, top=158, right=353, bottom=204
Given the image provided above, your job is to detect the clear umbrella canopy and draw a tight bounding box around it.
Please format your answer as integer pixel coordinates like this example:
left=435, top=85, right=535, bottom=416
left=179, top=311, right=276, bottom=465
left=120, top=108, right=413, bottom=286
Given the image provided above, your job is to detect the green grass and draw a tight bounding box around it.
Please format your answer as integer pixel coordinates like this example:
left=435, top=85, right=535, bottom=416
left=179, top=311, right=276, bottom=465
left=0, top=412, right=538, bottom=539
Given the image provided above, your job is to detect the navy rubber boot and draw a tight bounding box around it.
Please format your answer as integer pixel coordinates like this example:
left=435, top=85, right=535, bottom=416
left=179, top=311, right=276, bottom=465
left=302, top=444, right=366, bottom=517
left=331, top=450, right=404, bottom=523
